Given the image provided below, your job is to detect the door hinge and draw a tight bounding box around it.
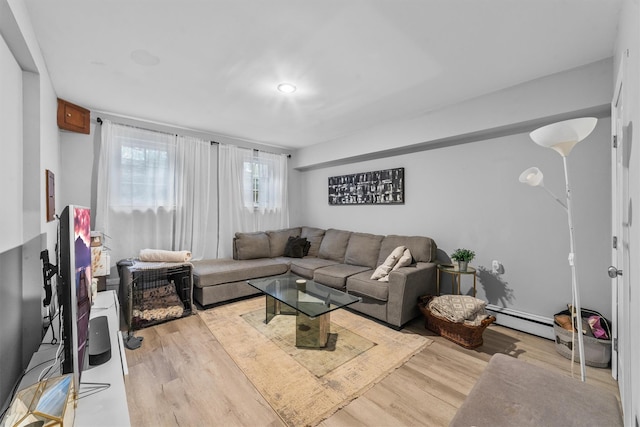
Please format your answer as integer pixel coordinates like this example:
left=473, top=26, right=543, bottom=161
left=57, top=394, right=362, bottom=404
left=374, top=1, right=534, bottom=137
left=613, top=135, right=618, bottom=148
left=614, top=337, right=618, bottom=352
left=613, top=236, right=618, bottom=249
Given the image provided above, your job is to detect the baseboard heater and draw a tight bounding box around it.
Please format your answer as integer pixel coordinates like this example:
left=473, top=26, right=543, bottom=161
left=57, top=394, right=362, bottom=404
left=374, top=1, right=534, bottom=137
left=486, top=304, right=554, bottom=340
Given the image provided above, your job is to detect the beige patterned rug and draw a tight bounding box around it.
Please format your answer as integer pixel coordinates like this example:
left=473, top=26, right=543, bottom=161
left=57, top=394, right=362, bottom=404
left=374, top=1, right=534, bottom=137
left=199, top=297, right=432, bottom=427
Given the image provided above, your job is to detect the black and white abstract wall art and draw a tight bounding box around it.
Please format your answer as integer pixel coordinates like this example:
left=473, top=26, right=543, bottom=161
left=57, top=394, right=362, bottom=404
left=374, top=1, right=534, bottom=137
left=328, top=167, right=404, bottom=205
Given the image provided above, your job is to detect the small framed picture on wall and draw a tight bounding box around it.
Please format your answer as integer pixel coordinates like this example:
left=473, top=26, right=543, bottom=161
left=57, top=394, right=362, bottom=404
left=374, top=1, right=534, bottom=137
left=46, top=169, right=55, bottom=222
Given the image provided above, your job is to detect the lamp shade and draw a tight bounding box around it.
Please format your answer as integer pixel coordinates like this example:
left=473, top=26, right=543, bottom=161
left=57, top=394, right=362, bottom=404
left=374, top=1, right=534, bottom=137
left=519, top=167, right=544, bottom=187
left=530, top=117, right=597, bottom=156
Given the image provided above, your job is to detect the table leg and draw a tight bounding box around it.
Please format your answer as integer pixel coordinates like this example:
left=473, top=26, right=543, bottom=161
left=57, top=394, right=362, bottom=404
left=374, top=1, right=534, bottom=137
left=265, top=295, right=276, bottom=324
left=296, top=312, right=329, bottom=348
left=473, top=273, right=477, bottom=297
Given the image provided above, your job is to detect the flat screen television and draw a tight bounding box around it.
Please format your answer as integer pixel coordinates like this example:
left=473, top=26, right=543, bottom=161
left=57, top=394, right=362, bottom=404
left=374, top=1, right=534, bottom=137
left=58, top=205, right=92, bottom=397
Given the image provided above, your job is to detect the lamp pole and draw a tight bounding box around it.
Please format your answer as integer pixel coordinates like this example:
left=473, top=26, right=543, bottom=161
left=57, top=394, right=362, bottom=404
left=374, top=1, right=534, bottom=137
left=562, top=155, right=587, bottom=381
left=525, top=117, right=597, bottom=382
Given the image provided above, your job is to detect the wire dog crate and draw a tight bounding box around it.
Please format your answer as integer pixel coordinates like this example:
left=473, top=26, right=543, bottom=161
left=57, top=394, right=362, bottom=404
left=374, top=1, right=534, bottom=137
left=118, top=260, right=193, bottom=331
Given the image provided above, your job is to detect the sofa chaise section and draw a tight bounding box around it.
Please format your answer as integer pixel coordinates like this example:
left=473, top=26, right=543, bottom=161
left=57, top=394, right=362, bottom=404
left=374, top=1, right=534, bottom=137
left=192, top=258, right=289, bottom=306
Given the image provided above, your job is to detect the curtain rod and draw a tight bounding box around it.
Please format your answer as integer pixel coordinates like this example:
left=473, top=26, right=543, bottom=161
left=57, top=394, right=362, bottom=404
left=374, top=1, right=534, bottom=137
left=211, top=140, right=292, bottom=158
left=97, top=117, right=291, bottom=158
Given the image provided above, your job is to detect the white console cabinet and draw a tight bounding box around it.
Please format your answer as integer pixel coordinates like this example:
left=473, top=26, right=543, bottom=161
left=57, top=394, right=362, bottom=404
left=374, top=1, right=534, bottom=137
left=17, top=290, right=130, bottom=426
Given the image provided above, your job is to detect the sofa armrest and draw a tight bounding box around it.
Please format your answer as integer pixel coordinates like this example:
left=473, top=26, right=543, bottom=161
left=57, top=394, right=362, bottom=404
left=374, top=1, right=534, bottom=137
left=386, top=262, right=437, bottom=327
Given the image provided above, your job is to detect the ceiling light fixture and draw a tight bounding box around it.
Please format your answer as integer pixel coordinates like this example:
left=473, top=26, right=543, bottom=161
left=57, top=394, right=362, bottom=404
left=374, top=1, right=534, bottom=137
left=277, top=83, right=297, bottom=94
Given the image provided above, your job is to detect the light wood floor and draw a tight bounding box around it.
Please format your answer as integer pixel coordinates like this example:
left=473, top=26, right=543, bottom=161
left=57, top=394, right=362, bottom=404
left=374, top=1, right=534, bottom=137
left=124, top=303, right=620, bottom=427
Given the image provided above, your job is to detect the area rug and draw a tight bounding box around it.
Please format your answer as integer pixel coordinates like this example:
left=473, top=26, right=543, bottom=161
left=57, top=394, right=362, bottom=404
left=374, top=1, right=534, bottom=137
left=198, top=297, right=432, bottom=427
left=241, top=308, right=376, bottom=377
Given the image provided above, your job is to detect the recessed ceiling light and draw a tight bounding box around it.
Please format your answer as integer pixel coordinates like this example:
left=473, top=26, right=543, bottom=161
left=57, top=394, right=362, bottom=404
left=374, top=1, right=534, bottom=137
left=277, top=83, right=297, bottom=94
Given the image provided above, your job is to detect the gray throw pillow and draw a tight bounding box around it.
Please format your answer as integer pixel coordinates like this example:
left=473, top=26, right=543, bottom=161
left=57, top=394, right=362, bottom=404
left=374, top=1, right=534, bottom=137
left=284, top=236, right=309, bottom=258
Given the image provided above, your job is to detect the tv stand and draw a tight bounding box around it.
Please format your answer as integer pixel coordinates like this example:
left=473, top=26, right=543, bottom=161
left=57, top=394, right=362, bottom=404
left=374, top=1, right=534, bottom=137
left=17, top=290, right=130, bottom=426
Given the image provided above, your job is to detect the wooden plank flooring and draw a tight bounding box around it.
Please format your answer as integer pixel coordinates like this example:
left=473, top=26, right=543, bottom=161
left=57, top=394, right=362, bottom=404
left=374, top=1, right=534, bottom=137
left=124, top=306, right=620, bottom=427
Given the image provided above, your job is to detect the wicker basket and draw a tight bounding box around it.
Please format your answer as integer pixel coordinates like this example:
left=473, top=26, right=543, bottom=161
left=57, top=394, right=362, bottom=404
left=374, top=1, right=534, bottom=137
left=418, top=295, right=496, bottom=349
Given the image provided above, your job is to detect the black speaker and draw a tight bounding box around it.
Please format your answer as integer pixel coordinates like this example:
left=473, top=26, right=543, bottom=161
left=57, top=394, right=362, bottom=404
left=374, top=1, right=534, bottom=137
left=88, top=316, right=111, bottom=366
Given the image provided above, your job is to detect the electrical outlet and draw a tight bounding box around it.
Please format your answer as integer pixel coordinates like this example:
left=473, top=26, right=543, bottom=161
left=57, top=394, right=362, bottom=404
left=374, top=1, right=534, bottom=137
left=492, top=260, right=501, bottom=274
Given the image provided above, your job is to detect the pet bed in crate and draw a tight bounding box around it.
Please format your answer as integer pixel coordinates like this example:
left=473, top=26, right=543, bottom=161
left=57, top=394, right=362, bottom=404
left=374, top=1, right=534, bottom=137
left=132, top=281, right=185, bottom=323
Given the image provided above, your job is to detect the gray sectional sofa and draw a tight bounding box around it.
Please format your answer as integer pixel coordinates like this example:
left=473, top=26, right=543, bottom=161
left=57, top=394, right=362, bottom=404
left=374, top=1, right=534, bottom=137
left=192, top=226, right=438, bottom=328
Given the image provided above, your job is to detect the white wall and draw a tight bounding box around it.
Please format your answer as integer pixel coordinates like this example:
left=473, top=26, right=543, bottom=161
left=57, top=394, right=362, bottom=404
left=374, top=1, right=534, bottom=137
left=293, top=119, right=611, bottom=321
left=0, top=33, right=23, bottom=254
left=294, top=59, right=612, bottom=170
left=59, top=123, right=95, bottom=209
left=0, top=0, right=61, bottom=410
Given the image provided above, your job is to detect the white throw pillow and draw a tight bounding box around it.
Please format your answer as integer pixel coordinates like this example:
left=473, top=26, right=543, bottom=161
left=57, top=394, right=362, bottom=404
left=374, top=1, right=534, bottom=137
left=370, top=246, right=406, bottom=280
left=379, top=248, right=413, bottom=282
left=393, top=248, right=413, bottom=270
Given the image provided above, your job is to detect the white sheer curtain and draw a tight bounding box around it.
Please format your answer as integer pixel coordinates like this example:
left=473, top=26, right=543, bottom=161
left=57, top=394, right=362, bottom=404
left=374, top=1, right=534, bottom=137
left=217, top=144, right=289, bottom=258
left=174, top=135, right=212, bottom=258
left=95, top=120, right=213, bottom=265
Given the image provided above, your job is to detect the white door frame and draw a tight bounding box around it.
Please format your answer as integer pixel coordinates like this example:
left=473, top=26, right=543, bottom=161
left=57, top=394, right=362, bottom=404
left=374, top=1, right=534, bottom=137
left=611, top=50, right=630, bottom=417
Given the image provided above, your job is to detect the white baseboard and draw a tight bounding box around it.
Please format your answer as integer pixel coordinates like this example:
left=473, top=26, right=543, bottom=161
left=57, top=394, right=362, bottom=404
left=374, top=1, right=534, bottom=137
left=486, top=304, right=555, bottom=340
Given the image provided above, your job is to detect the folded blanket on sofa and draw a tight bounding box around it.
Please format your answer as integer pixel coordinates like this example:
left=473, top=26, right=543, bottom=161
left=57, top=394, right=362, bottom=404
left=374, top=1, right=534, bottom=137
left=139, top=249, right=192, bottom=263
left=428, top=294, right=488, bottom=326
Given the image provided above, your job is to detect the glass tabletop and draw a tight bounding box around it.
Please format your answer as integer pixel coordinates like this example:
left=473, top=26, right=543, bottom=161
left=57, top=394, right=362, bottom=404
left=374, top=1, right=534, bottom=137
left=247, top=273, right=361, bottom=318
left=437, top=264, right=477, bottom=274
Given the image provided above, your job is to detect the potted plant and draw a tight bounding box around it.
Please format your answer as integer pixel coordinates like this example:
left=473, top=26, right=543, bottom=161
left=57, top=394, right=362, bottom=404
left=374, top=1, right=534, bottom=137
left=450, top=248, right=475, bottom=272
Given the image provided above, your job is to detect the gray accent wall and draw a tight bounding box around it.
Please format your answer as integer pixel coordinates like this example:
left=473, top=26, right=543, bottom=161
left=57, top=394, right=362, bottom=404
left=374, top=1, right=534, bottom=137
left=290, top=60, right=614, bottom=322
left=291, top=120, right=612, bottom=321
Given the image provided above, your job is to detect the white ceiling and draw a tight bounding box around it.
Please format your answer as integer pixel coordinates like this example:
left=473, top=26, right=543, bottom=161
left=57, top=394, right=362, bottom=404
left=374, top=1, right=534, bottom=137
left=24, top=0, right=621, bottom=149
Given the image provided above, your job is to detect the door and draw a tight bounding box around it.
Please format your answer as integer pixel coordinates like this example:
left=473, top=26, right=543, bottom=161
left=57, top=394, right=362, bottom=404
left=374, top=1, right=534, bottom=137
left=611, top=52, right=630, bottom=411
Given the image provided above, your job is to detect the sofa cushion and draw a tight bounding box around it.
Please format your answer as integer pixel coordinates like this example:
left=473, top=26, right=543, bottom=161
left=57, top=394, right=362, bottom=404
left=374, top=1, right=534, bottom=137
left=301, top=226, right=325, bottom=257
left=378, top=235, right=436, bottom=265
left=371, top=246, right=406, bottom=280
left=290, top=257, right=340, bottom=279
left=318, top=228, right=352, bottom=262
left=313, top=264, right=372, bottom=290
left=267, top=227, right=302, bottom=257
left=344, top=232, right=384, bottom=269
left=346, top=271, right=390, bottom=302
left=192, top=258, right=289, bottom=287
left=235, top=232, right=271, bottom=260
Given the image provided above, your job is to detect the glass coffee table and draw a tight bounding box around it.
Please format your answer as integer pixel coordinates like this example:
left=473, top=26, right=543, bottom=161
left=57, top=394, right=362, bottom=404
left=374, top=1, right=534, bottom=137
left=247, top=273, right=361, bottom=348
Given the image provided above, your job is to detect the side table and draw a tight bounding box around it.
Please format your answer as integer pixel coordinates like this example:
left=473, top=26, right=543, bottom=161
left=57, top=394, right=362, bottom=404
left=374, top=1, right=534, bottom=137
left=437, top=264, right=477, bottom=297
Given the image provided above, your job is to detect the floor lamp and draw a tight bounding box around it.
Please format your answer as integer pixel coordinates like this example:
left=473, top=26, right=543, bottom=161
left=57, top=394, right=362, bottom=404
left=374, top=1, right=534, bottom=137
left=519, top=117, right=598, bottom=382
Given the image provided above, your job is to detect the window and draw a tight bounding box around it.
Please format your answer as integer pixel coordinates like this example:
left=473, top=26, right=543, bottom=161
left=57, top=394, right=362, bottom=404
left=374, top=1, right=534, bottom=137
left=243, top=158, right=259, bottom=208
left=110, top=132, right=177, bottom=210
left=242, top=151, right=282, bottom=210
left=217, top=144, right=288, bottom=258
